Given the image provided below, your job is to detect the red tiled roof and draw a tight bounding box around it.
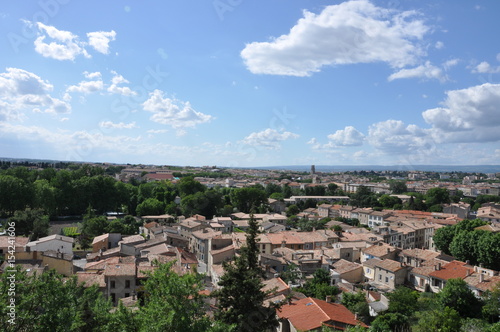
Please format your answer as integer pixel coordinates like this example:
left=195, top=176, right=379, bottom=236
left=277, top=297, right=367, bottom=331
left=429, top=260, right=474, bottom=280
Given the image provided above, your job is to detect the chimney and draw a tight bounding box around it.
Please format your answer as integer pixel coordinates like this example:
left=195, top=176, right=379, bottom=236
left=386, top=248, right=391, bottom=254
left=479, top=273, right=484, bottom=283
left=326, top=295, right=332, bottom=303
left=435, top=263, right=441, bottom=271
left=466, top=269, right=470, bottom=277
left=281, top=240, right=286, bottom=248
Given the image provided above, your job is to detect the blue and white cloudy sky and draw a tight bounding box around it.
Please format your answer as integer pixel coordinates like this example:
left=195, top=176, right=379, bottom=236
left=1, top=0, right=500, bottom=167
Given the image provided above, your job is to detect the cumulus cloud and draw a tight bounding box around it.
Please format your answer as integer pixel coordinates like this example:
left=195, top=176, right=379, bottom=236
left=87, top=31, right=116, bottom=54
left=241, top=128, right=299, bottom=150
left=30, top=22, right=116, bottom=61
left=241, top=0, right=429, bottom=76
left=99, top=121, right=137, bottom=129
left=0, top=67, right=70, bottom=120
left=472, top=61, right=500, bottom=74
left=423, top=83, right=500, bottom=142
left=367, top=119, right=429, bottom=154
left=142, top=89, right=213, bottom=129
left=107, top=71, right=136, bottom=96
left=84, top=71, right=102, bottom=79
left=327, top=126, right=365, bottom=146
left=66, top=78, right=104, bottom=94
left=388, top=61, right=446, bottom=82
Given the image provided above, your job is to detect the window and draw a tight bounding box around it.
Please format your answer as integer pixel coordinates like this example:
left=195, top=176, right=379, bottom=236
left=366, top=268, right=371, bottom=274
left=110, top=280, right=115, bottom=289
left=125, top=293, right=130, bottom=298
left=125, top=280, right=130, bottom=289
left=110, top=293, right=115, bottom=303
left=385, top=277, right=389, bottom=283
left=378, top=274, right=382, bottom=281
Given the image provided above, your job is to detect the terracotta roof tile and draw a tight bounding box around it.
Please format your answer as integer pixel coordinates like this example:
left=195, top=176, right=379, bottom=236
left=429, top=260, right=474, bottom=280
left=277, top=297, right=367, bottom=331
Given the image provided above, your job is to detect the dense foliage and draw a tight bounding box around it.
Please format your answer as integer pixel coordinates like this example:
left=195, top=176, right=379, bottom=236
left=433, top=219, right=500, bottom=270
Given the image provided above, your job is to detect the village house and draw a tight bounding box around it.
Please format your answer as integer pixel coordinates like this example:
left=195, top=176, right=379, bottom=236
left=189, top=228, right=221, bottom=264
left=92, top=233, right=122, bottom=253
left=428, top=260, right=475, bottom=293
left=25, top=234, right=74, bottom=256
left=276, top=297, right=367, bottom=332
left=360, top=243, right=399, bottom=263
left=464, top=266, right=500, bottom=297
left=371, top=259, right=408, bottom=292
left=331, top=259, right=364, bottom=284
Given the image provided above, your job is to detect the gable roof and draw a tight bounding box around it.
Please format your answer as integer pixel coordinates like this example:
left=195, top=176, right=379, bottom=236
left=277, top=297, right=367, bottom=331
left=429, top=260, right=474, bottom=281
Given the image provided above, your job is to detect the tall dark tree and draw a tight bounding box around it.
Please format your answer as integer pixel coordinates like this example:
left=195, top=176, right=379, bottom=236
left=214, top=215, right=279, bottom=331
left=230, top=187, right=268, bottom=213
left=8, top=208, right=49, bottom=240
left=389, top=180, right=408, bottom=194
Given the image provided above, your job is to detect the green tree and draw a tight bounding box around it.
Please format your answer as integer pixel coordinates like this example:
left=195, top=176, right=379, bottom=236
left=378, top=194, right=402, bottom=209
left=350, top=185, right=378, bottom=208
left=0, top=174, right=32, bottom=216
left=371, top=312, right=409, bottom=332
left=389, top=180, right=408, bottom=194
left=177, top=176, right=205, bottom=197
left=425, top=187, right=450, bottom=209
left=438, top=278, right=483, bottom=318
left=33, top=179, right=57, bottom=217
left=8, top=208, right=49, bottom=240
left=136, top=198, right=165, bottom=216
left=413, top=307, right=461, bottom=332
left=286, top=204, right=300, bottom=217
left=214, top=215, right=279, bottom=331
left=0, top=268, right=114, bottom=331
left=81, top=215, right=108, bottom=240
left=137, top=260, right=222, bottom=331
left=483, top=283, right=500, bottom=323
left=432, top=225, right=456, bottom=255
left=386, top=286, right=419, bottom=317
left=230, top=187, right=268, bottom=213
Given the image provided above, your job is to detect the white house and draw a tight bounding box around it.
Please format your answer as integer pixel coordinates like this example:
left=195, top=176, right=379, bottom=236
left=25, top=234, right=74, bottom=255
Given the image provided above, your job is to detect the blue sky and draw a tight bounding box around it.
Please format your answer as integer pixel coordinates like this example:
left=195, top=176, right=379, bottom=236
left=1, top=0, right=500, bottom=167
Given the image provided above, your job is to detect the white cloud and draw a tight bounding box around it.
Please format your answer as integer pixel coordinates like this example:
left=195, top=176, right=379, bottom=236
left=241, top=128, right=299, bottom=150
left=142, top=89, right=213, bottom=129
left=30, top=22, right=115, bottom=61
left=67, top=79, right=104, bottom=94
left=388, top=61, right=446, bottom=82
left=423, top=83, right=500, bottom=142
left=367, top=119, right=429, bottom=154
left=435, top=41, right=444, bottom=49
left=327, top=126, right=365, bottom=146
left=84, top=71, right=102, bottom=79
left=472, top=61, right=500, bottom=74
left=443, top=58, right=459, bottom=70
left=0, top=67, right=70, bottom=120
left=107, top=71, right=136, bottom=96
left=241, top=0, right=429, bottom=76
left=33, top=22, right=89, bottom=61
left=99, top=121, right=137, bottom=129
left=87, top=31, right=116, bottom=54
